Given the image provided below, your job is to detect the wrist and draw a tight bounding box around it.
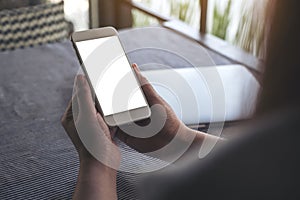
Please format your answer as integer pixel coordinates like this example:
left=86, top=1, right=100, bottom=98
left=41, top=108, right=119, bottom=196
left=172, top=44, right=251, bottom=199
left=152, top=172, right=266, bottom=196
left=80, top=157, right=118, bottom=177
left=75, top=156, right=118, bottom=200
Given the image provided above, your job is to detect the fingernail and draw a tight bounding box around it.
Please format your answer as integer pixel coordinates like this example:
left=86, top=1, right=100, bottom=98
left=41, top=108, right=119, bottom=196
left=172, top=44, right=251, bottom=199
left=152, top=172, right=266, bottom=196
left=75, top=75, right=84, bottom=88
left=132, top=63, right=137, bottom=68
left=77, top=75, right=84, bottom=82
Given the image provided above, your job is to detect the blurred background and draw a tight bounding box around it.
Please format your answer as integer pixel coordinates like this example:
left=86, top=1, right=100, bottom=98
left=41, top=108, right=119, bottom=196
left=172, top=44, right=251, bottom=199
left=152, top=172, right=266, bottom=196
left=130, top=0, right=268, bottom=58
left=0, top=0, right=268, bottom=58
left=48, top=0, right=268, bottom=59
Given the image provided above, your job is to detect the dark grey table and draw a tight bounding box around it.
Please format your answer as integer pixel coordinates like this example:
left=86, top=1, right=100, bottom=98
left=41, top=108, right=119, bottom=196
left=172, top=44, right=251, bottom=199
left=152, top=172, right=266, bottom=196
left=0, top=28, right=232, bottom=199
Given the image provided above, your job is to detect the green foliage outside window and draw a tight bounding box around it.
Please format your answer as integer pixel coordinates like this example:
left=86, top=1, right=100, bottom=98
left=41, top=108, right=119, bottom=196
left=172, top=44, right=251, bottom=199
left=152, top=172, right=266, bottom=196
left=211, top=0, right=232, bottom=40
left=234, top=0, right=268, bottom=58
left=132, top=0, right=267, bottom=58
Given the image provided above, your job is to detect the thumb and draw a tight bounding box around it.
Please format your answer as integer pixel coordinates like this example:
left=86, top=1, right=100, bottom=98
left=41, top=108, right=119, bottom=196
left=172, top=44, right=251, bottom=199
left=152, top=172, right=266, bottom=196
left=75, top=75, right=97, bottom=117
left=132, top=63, right=163, bottom=106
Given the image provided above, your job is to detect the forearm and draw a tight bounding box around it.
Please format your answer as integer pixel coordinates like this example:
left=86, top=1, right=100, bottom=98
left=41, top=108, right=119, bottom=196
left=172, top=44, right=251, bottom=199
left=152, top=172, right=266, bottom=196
left=73, top=159, right=117, bottom=200
left=175, top=127, right=226, bottom=165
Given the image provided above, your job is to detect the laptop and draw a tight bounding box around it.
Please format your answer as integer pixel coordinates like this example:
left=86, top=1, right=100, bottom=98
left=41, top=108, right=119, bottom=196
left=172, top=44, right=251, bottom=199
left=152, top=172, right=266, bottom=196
left=141, top=65, right=260, bottom=126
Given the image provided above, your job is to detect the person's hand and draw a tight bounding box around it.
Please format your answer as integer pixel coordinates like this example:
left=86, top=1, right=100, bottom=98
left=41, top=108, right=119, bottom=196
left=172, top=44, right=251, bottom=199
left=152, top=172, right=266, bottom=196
left=61, top=75, right=120, bottom=169
left=116, top=64, right=190, bottom=153
left=61, top=75, right=119, bottom=200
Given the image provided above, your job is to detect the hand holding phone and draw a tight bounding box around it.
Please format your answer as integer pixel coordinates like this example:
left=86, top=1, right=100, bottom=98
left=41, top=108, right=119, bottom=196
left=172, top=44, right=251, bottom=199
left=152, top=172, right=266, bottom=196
left=71, top=27, right=151, bottom=126
left=116, top=64, right=185, bottom=153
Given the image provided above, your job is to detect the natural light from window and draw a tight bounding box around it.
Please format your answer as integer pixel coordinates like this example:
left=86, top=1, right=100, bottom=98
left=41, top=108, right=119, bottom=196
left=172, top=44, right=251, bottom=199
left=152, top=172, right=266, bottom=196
left=49, top=0, right=89, bottom=31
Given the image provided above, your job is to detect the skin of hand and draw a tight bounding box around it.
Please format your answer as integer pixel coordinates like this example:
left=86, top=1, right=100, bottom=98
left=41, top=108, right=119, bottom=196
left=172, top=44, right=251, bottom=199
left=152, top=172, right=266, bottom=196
left=118, top=64, right=223, bottom=163
left=61, top=75, right=119, bottom=200
left=116, top=64, right=194, bottom=154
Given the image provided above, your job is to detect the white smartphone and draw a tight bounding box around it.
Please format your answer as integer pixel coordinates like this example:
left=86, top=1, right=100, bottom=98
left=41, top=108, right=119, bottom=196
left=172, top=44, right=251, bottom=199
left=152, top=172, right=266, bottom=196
left=71, top=27, right=151, bottom=126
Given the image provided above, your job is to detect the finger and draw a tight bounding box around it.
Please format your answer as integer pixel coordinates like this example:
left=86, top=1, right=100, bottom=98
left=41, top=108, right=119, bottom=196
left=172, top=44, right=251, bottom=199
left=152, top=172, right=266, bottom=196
left=109, top=127, right=118, bottom=139
left=116, top=128, right=158, bottom=153
left=132, top=63, right=147, bottom=85
left=75, top=75, right=97, bottom=116
left=61, top=99, right=83, bottom=150
left=96, top=113, right=112, bottom=138
left=116, top=128, right=144, bottom=150
left=96, top=113, right=119, bottom=143
left=61, top=99, right=74, bottom=130
left=71, top=93, right=79, bottom=122
left=132, top=64, right=163, bottom=105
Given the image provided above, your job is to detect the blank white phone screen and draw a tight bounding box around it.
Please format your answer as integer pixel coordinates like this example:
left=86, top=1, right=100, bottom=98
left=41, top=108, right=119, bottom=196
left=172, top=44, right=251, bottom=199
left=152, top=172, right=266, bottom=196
left=75, top=36, right=147, bottom=116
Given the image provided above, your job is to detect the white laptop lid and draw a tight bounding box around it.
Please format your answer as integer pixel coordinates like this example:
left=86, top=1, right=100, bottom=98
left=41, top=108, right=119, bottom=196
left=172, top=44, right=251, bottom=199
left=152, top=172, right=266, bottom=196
left=141, top=65, right=260, bottom=125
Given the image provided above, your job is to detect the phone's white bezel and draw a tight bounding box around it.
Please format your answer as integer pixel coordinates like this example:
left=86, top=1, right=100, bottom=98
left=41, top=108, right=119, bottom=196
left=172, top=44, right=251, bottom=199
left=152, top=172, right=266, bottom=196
left=71, top=27, right=151, bottom=126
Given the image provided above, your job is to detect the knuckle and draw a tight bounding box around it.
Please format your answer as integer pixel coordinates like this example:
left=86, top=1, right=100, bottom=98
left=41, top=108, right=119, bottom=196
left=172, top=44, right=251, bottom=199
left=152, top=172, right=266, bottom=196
left=61, top=117, right=67, bottom=128
left=61, top=114, right=66, bottom=124
left=77, top=87, right=89, bottom=98
left=141, top=76, right=148, bottom=83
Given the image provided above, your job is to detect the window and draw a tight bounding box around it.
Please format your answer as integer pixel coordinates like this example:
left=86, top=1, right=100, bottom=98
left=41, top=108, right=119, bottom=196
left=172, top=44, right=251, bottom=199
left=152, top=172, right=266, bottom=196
left=131, top=0, right=268, bottom=58
left=207, top=0, right=268, bottom=58
left=132, top=0, right=200, bottom=29
left=49, top=0, right=89, bottom=31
